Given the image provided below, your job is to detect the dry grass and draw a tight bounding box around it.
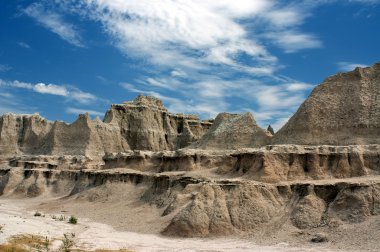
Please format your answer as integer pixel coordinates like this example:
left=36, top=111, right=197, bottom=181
left=0, top=234, right=49, bottom=251
left=0, top=234, right=134, bottom=252
left=92, top=250, right=134, bottom=252
left=0, top=243, right=29, bottom=252
left=68, top=249, right=134, bottom=252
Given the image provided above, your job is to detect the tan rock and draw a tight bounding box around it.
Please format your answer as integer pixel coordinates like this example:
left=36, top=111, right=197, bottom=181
left=189, top=112, right=271, bottom=150
left=273, top=62, right=380, bottom=145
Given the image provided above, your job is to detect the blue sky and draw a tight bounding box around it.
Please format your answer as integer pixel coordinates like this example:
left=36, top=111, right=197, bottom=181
left=1, top=0, right=380, bottom=130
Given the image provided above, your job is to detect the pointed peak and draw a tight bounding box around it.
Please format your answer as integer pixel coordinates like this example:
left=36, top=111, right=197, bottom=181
left=267, top=125, right=274, bottom=135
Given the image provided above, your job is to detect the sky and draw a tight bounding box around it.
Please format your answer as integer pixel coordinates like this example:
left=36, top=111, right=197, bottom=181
left=1, top=0, right=380, bottom=131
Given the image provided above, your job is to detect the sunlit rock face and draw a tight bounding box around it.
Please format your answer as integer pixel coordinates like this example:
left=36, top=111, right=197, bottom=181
left=0, top=95, right=213, bottom=157
left=273, top=63, right=380, bottom=145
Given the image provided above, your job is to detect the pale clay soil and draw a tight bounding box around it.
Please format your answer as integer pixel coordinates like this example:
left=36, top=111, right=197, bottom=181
left=0, top=196, right=342, bottom=252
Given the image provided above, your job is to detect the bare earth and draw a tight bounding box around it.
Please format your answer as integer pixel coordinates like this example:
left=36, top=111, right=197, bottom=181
left=0, top=197, right=339, bottom=252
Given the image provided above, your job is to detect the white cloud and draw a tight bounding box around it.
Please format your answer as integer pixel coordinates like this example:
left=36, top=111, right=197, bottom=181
left=265, top=31, right=322, bottom=53
left=337, top=62, right=368, bottom=71
left=121, top=76, right=310, bottom=128
left=348, top=0, right=380, bottom=3
left=34, top=83, right=69, bottom=96
left=120, top=82, right=146, bottom=94
left=66, top=107, right=104, bottom=116
left=24, top=3, right=85, bottom=47
left=18, top=42, right=31, bottom=49
left=0, top=79, right=96, bottom=104
left=170, top=69, right=188, bottom=78
left=0, top=64, right=11, bottom=72
left=285, top=82, right=314, bottom=91
left=53, top=0, right=336, bottom=127
left=264, top=8, right=306, bottom=27
left=0, top=92, right=13, bottom=98
left=62, top=0, right=286, bottom=73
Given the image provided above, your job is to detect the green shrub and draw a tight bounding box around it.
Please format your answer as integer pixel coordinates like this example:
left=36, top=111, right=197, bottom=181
left=68, top=216, right=77, bottom=225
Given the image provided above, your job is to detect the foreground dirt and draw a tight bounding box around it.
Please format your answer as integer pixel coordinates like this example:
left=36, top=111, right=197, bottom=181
left=1, top=148, right=380, bottom=251
left=0, top=198, right=339, bottom=252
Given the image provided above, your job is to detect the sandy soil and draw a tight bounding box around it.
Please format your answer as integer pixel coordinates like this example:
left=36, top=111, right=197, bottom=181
left=0, top=197, right=338, bottom=252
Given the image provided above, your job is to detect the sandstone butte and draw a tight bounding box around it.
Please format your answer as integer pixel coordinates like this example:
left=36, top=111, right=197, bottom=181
left=1, top=62, right=380, bottom=250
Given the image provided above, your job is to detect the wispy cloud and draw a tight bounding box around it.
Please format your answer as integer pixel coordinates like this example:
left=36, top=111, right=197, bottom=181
left=121, top=76, right=314, bottom=128
left=0, top=92, right=35, bottom=115
left=18, top=41, right=31, bottom=49
left=43, top=0, right=373, bottom=130
left=62, top=0, right=301, bottom=73
left=66, top=107, right=104, bottom=117
left=24, top=3, right=85, bottom=47
left=0, top=64, right=12, bottom=72
left=337, top=62, right=368, bottom=71
left=265, top=31, right=322, bottom=53
left=0, top=79, right=96, bottom=104
left=348, top=0, right=380, bottom=4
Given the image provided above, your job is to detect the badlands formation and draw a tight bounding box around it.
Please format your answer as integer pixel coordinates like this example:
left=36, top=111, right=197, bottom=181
left=1, top=63, right=380, bottom=250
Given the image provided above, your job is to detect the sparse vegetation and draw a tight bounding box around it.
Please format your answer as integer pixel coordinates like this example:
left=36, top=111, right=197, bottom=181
left=0, top=243, right=29, bottom=252
left=34, top=211, right=42, bottom=217
left=0, top=233, right=134, bottom=252
left=58, top=215, right=66, bottom=221
left=0, top=224, right=3, bottom=233
left=0, top=234, right=50, bottom=252
left=60, top=233, right=75, bottom=252
left=92, top=250, right=134, bottom=252
left=68, top=216, right=77, bottom=225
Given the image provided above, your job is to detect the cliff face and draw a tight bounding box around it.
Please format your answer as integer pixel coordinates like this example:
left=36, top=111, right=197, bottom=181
left=0, top=95, right=212, bottom=157
left=0, top=113, right=126, bottom=157
left=103, top=95, right=212, bottom=151
left=273, top=62, right=380, bottom=145
left=0, top=114, right=53, bottom=156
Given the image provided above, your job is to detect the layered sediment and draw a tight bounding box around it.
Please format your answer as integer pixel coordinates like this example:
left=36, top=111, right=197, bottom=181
left=0, top=158, right=379, bottom=239
left=1, top=63, right=380, bottom=249
left=0, top=95, right=212, bottom=157
left=189, top=112, right=271, bottom=149
left=273, top=62, right=380, bottom=145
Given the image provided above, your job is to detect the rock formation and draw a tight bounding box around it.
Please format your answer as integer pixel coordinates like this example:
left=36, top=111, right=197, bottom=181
left=1, top=63, right=380, bottom=250
left=267, top=125, right=275, bottom=135
left=0, top=113, right=126, bottom=157
left=273, top=62, right=380, bottom=145
left=104, top=95, right=212, bottom=151
left=189, top=112, right=270, bottom=149
left=0, top=95, right=212, bottom=157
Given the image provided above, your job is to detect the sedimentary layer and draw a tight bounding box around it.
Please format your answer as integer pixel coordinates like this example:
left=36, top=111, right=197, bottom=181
left=189, top=112, right=271, bottom=149
left=273, top=62, right=380, bottom=145
left=0, top=160, right=379, bottom=238
left=0, top=95, right=213, bottom=157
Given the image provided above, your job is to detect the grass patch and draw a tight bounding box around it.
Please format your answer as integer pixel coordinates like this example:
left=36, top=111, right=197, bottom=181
left=0, top=243, right=29, bottom=252
left=0, top=233, right=134, bottom=252
left=0, top=234, right=50, bottom=251
left=91, top=250, right=134, bottom=252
